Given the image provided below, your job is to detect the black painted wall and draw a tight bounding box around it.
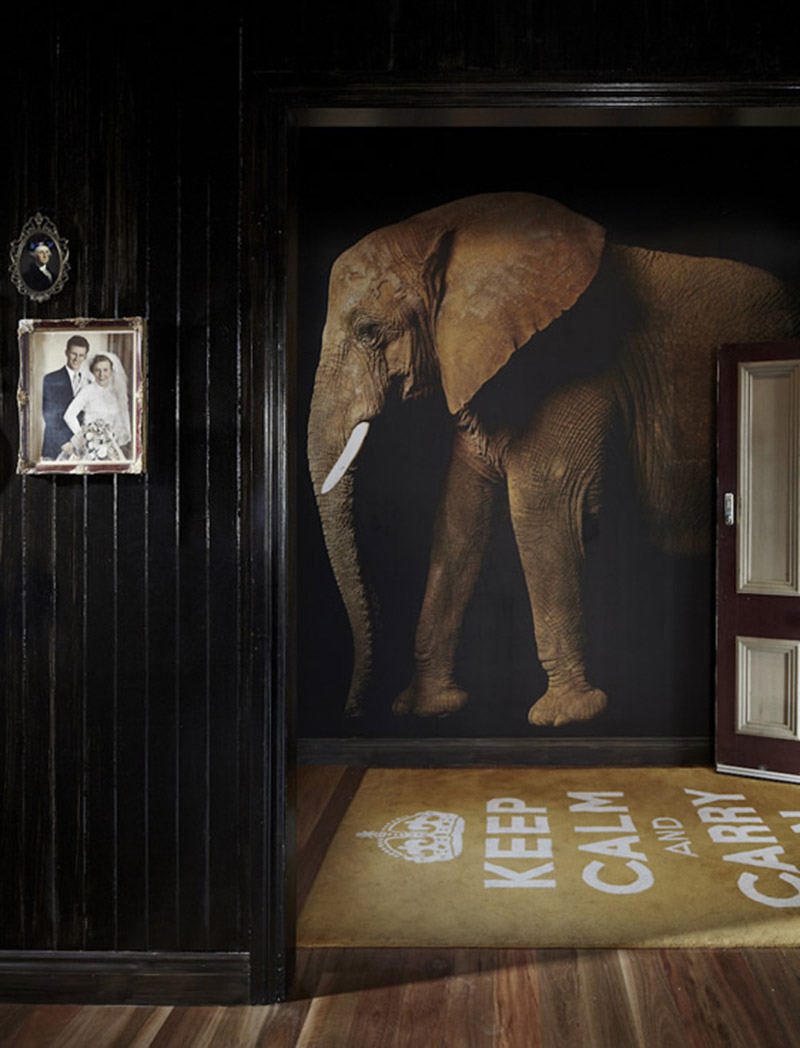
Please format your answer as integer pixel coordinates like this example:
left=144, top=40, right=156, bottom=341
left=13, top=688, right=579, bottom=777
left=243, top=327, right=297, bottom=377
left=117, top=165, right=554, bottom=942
left=0, top=11, right=264, bottom=990
left=1, top=0, right=798, bottom=1004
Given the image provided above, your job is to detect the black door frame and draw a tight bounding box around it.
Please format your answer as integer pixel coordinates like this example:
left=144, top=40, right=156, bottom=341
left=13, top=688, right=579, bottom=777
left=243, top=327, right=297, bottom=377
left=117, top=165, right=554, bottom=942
left=247, top=78, right=800, bottom=1003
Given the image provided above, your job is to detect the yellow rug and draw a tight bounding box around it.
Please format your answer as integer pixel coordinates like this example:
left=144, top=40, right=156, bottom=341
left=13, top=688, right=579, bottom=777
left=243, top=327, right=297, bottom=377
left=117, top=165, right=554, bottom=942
left=298, top=766, right=800, bottom=948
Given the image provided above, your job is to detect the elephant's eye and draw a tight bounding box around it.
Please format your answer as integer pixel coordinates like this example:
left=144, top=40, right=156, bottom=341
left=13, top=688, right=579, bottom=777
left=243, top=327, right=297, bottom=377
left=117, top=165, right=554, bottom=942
left=355, top=322, right=383, bottom=349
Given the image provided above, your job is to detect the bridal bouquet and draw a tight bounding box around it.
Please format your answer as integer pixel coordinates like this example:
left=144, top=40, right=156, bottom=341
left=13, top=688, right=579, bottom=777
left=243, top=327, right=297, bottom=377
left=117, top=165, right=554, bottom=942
left=59, top=420, right=125, bottom=462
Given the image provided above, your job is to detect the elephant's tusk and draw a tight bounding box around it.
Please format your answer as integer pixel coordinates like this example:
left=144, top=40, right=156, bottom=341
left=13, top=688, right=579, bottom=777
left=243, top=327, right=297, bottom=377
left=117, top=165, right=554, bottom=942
left=321, top=421, right=370, bottom=494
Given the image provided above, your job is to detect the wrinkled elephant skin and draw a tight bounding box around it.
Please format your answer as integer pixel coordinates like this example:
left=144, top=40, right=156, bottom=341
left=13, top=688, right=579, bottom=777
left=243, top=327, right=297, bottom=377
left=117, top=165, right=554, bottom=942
left=307, top=192, right=800, bottom=727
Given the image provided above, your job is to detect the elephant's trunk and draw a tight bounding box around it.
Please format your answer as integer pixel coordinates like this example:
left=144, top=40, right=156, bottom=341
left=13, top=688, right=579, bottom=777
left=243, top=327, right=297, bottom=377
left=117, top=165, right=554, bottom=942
left=307, top=377, right=377, bottom=715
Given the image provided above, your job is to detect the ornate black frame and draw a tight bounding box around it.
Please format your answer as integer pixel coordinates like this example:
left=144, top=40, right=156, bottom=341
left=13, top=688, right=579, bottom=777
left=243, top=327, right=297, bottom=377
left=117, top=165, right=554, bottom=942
left=10, top=212, right=71, bottom=303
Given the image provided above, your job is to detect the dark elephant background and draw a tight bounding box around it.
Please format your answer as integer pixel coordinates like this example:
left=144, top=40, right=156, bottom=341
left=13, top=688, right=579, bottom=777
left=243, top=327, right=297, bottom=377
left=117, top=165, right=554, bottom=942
left=295, top=119, right=800, bottom=740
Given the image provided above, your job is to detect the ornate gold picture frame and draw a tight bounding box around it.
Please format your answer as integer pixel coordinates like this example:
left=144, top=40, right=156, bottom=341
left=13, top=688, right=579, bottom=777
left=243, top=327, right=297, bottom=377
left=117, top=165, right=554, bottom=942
left=17, top=317, right=146, bottom=475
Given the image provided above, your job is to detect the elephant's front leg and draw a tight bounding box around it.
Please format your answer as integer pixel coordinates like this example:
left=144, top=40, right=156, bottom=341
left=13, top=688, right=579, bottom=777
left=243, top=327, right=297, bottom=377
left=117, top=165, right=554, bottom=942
left=507, top=378, right=615, bottom=727
left=394, top=428, right=500, bottom=717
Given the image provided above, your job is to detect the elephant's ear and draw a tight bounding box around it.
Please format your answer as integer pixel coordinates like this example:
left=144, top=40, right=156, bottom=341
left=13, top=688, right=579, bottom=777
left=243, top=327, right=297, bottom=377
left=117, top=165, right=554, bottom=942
left=432, top=193, right=606, bottom=414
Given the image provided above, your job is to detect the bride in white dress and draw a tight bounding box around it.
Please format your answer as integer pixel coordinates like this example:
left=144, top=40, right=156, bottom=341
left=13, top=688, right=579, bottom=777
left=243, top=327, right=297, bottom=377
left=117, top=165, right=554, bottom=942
left=61, top=351, right=132, bottom=461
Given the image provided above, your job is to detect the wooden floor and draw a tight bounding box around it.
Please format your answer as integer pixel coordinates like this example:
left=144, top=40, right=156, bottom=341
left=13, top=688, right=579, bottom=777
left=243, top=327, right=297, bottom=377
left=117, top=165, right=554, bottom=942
left=2, top=765, right=800, bottom=1047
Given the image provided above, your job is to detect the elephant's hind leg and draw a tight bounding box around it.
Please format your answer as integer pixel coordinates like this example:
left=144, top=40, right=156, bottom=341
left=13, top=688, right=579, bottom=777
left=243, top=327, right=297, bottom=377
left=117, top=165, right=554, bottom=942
left=508, top=378, right=615, bottom=727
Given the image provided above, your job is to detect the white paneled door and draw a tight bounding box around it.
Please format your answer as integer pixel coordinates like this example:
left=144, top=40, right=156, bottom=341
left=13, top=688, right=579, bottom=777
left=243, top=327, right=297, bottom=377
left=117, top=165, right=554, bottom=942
left=717, top=341, right=800, bottom=782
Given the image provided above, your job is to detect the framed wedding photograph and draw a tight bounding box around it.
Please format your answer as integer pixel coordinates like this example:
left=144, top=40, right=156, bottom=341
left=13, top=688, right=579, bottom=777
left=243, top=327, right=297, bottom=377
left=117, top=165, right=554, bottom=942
left=17, top=317, right=146, bottom=475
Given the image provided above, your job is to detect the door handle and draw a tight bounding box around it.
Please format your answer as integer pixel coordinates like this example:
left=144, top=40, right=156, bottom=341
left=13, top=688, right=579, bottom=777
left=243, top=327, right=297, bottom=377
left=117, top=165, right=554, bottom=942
left=723, top=492, right=736, bottom=526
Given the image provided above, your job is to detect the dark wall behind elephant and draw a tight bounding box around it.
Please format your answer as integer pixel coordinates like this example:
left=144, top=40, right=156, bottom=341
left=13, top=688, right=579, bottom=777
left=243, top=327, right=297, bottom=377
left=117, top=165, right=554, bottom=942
left=296, top=123, right=800, bottom=740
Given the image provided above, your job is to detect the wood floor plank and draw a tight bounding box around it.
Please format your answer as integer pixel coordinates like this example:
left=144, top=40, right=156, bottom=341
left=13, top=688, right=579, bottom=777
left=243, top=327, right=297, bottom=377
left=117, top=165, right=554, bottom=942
left=0, top=1005, right=33, bottom=1045
left=493, top=949, right=542, bottom=1048
left=660, top=949, right=791, bottom=1048
left=297, top=947, right=457, bottom=999
left=183, top=1003, right=306, bottom=1048
left=4, top=1005, right=83, bottom=1047
left=117, top=1007, right=173, bottom=1047
left=653, top=950, right=723, bottom=1048
left=741, top=948, right=800, bottom=1046
left=295, top=946, right=392, bottom=999
left=341, top=969, right=415, bottom=1047
left=388, top=959, right=454, bottom=1048
left=145, top=1005, right=224, bottom=1048
left=575, top=950, right=641, bottom=1048
left=246, top=1000, right=315, bottom=1047
left=294, top=948, right=411, bottom=1045
left=27, top=1006, right=165, bottom=1048
left=292, top=945, right=335, bottom=1001
left=535, top=948, right=583, bottom=1044
left=616, top=949, right=691, bottom=1048
left=296, top=947, right=503, bottom=1047
left=441, top=948, right=496, bottom=1047
left=5, top=945, right=800, bottom=1046
left=295, top=970, right=360, bottom=1047
left=298, top=948, right=500, bottom=1047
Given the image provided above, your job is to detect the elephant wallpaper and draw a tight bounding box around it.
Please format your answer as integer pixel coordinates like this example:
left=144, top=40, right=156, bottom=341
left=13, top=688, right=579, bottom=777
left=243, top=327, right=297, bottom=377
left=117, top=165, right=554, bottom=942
left=295, top=119, right=800, bottom=741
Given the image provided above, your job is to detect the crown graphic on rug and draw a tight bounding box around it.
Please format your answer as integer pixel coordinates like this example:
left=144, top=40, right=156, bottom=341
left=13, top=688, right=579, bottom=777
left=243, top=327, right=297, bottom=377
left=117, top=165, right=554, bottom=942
left=355, top=810, right=465, bottom=863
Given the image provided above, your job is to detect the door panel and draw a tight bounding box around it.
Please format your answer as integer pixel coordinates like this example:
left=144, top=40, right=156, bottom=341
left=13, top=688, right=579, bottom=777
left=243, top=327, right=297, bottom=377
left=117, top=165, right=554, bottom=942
left=735, top=636, right=799, bottom=740
left=717, top=341, right=800, bottom=782
left=737, top=359, right=800, bottom=594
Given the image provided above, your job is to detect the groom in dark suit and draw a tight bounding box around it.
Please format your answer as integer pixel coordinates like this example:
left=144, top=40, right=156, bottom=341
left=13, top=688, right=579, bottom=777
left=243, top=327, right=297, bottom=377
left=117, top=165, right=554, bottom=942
left=41, top=334, right=90, bottom=459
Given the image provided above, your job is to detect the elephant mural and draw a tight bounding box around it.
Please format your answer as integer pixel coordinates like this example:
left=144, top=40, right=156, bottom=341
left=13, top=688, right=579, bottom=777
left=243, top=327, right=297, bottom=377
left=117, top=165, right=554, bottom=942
left=307, top=191, right=800, bottom=727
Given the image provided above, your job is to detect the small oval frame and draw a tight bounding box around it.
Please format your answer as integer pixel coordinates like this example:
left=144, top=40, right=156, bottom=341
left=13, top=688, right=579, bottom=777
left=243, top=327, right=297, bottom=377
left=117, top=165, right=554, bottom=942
left=10, top=212, right=70, bottom=302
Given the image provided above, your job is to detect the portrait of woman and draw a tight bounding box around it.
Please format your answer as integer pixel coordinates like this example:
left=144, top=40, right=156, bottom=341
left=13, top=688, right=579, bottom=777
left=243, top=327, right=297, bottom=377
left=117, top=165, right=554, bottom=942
left=60, top=350, right=132, bottom=462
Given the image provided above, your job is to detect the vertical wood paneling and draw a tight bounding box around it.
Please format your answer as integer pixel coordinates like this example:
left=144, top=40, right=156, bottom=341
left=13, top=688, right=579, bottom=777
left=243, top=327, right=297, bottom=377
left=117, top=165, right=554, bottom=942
left=20, top=479, right=58, bottom=948
left=142, top=61, right=183, bottom=953
left=175, top=125, right=213, bottom=954
left=207, top=91, right=247, bottom=950
left=115, top=476, right=150, bottom=952
left=82, top=476, right=119, bottom=951
left=1, top=10, right=253, bottom=969
left=51, top=481, right=86, bottom=950
left=1, top=482, right=25, bottom=945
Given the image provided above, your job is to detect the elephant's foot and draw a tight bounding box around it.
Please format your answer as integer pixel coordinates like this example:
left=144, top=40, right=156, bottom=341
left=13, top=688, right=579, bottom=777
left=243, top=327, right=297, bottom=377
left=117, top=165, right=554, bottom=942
left=527, top=684, right=608, bottom=727
left=393, top=680, right=468, bottom=717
